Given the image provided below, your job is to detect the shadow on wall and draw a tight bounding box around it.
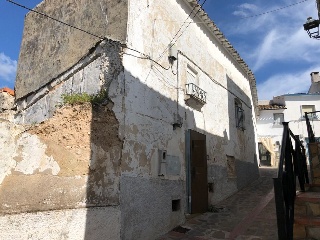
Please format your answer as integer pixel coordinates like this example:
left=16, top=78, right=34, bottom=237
left=82, top=68, right=259, bottom=239
left=227, top=74, right=259, bottom=190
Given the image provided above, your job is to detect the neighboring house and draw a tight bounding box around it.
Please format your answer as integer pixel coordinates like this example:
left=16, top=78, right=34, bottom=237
left=0, top=87, right=15, bottom=121
left=257, top=72, right=320, bottom=167
left=0, top=0, right=259, bottom=239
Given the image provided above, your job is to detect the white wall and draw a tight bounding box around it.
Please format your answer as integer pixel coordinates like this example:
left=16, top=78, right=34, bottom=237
left=116, top=2, right=259, bottom=238
left=257, top=94, right=320, bottom=164
left=283, top=95, right=320, bottom=139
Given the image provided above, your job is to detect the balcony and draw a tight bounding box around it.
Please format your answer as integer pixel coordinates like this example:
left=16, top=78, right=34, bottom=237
left=185, top=83, right=206, bottom=103
left=185, top=83, right=206, bottom=110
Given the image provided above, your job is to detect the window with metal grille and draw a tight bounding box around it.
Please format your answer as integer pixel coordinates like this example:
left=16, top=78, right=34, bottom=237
left=301, top=105, right=317, bottom=119
left=235, top=99, right=244, bottom=130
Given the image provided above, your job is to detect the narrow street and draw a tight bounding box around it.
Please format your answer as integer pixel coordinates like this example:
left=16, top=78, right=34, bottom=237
left=158, top=167, right=278, bottom=240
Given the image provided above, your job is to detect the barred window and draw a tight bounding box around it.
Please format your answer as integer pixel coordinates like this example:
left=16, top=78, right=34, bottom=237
left=235, top=99, right=244, bottom=130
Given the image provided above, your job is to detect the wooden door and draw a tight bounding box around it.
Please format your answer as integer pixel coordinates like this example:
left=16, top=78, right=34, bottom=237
left=188, top=130, right=208, bottom=213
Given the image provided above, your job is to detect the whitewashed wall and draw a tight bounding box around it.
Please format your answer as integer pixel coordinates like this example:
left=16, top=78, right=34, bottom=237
left=2, top=1, right=259, bottom=239
left=257, top=94, right=320, bottom=165
left=118, top=0, right=259, bottom=239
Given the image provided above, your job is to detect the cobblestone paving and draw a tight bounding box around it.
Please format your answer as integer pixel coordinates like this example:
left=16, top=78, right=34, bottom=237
left=157, top=167, right=278, bottom=240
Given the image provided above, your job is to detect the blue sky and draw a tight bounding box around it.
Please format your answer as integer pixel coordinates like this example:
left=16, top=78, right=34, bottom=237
left=0, top=0, right=319, bottom=100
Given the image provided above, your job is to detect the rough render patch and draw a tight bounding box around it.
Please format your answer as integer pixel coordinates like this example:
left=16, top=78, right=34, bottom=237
left=0, top=92, right=14, bottom=111
left=0, top=120, right=25, bottom=184
left=0, top=174, right=88, bottom=214
left=14, top=39, right=123, bottom=125
left=14, top=133, right=60, bottom=175
left=28, top=102, right=122, bottom=206
left=0, top=206, right=120, bottom=240
left=1, top=102, right=122, bottom=213
left=15, top=0, right=128, bottom=99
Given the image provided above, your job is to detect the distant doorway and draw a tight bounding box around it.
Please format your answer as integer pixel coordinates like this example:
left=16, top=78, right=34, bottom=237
left=186, top=130, right=208, bottom=214
left=258, top=142, right=271, bottom=166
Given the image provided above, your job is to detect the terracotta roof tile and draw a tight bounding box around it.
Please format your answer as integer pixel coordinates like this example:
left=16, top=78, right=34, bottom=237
left=258, top=104, right=286, bottom=110
left=0, top=87, right=14, bottom=96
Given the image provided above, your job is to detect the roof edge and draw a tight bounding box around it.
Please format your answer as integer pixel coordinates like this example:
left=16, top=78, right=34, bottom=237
left=183, top=0, right=258, bottom=115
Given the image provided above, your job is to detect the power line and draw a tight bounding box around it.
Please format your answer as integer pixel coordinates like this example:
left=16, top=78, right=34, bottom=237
left=8, top=0, right=175, bottom=70
left=239, top=0, right=311, bottom=20
left=156, top=0, right=207, bottom=61
left=8, top=0, right=252, bottom=109
left=154, top=0, right=311, bottom=24
left=7, top=0, right=105, bottom=40
left=170, top=0, right=208, bottom=48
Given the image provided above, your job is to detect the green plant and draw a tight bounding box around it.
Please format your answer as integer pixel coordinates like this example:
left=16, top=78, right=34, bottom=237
left=61, top=90, right=108, bottom=105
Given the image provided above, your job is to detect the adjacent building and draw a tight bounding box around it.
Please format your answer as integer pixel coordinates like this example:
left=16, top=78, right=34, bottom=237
left=0, top=0, right=259, bottom=239
left=257, top=72, right=320, bottom=167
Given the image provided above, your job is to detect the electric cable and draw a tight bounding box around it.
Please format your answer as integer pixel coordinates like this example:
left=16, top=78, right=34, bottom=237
left=170, top=0, right=208, bottom=48
left=7, top=0, right=256, bottom=109
left=239, top=0, right=311, bottom=20
left=123, top=47, right=170, bottom=70
left=156, top=0, right=207, bottom=61
left=7, top=0, right=105, bottom=40
left=152, top=0, right=311, bottom=24
left=7, top=0, right=170, bottom=71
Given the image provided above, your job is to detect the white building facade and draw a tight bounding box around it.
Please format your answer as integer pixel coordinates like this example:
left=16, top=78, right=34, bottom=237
left=257, top=73, right=320, bottom=167
left=0, top=0, right=260, bottom=239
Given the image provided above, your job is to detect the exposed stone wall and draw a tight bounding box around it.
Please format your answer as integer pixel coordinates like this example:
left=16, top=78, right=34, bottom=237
left=0, top=103, right=122, bottom=215
left=6, top=0, right=259, bottom=239
left=15, top=39, right=123, bottom=124
left=0, top=91, right=15, bottom=121
left=0, top=91, right=14, bottom=111
left=1, top=35, right=125, bottom=238
left=15, top=0, right=128, bottom=99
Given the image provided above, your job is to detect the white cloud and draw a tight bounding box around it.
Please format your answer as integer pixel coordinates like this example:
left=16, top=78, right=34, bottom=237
left=228, top=1, right=320, bottom=72
left=233, top=3, right=259, bottom=17
left=257, top=66, right=320, bottom=100
left=0, top=52, right=17, bottom=84
left=211, top=1, right=320, bottom=101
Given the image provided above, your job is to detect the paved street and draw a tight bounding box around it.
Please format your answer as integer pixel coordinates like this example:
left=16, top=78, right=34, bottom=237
left=158, top=167, right=278, bottom=240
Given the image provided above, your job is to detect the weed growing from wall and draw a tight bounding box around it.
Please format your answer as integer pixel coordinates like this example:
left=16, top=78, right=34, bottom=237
left=61, top=89, right=108, bottom=105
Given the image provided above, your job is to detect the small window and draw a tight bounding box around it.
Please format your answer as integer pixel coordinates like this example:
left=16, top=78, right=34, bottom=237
left=172, top=199, right=181, bottom=212
left=301, top=105, right=317, bottom=119
left=273, top=113, right=284, bottom=125
left=186, top=66, right=198, bottom=85
left=235, top=99, right=244, bottom=130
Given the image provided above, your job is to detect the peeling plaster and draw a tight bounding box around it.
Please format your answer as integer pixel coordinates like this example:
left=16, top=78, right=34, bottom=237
left=0, top=121, right=61, bottom=185
left=14, top=133, right=60, bottom=175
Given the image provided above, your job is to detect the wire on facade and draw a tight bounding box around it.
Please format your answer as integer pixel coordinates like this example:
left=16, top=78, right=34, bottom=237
left=7, top=0, right=267, bottom=110
left=122, top=51, right=170, bottom=70
left=8, top=0, right=170, bottom=71
left=156, top=0, right=207, bottom=61
left=7, top=0, right=105, bottom=40
left=170, top=0, right=208, bottom=48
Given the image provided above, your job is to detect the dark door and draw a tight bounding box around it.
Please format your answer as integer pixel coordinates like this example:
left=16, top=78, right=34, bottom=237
left=187, top=130, right=208, bottom=213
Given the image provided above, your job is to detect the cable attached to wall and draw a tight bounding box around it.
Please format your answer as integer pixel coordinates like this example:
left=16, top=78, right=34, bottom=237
left=178, top=50, right=252, bottom=110
left=8, top=0, right=252, bottom=111
left=156, top=0, right=207, bottom=61
left=7, top=0, right=105, bottom=40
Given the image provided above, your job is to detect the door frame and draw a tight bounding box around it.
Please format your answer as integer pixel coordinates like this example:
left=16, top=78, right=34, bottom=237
left=185, top=129, right=207, bottom=214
